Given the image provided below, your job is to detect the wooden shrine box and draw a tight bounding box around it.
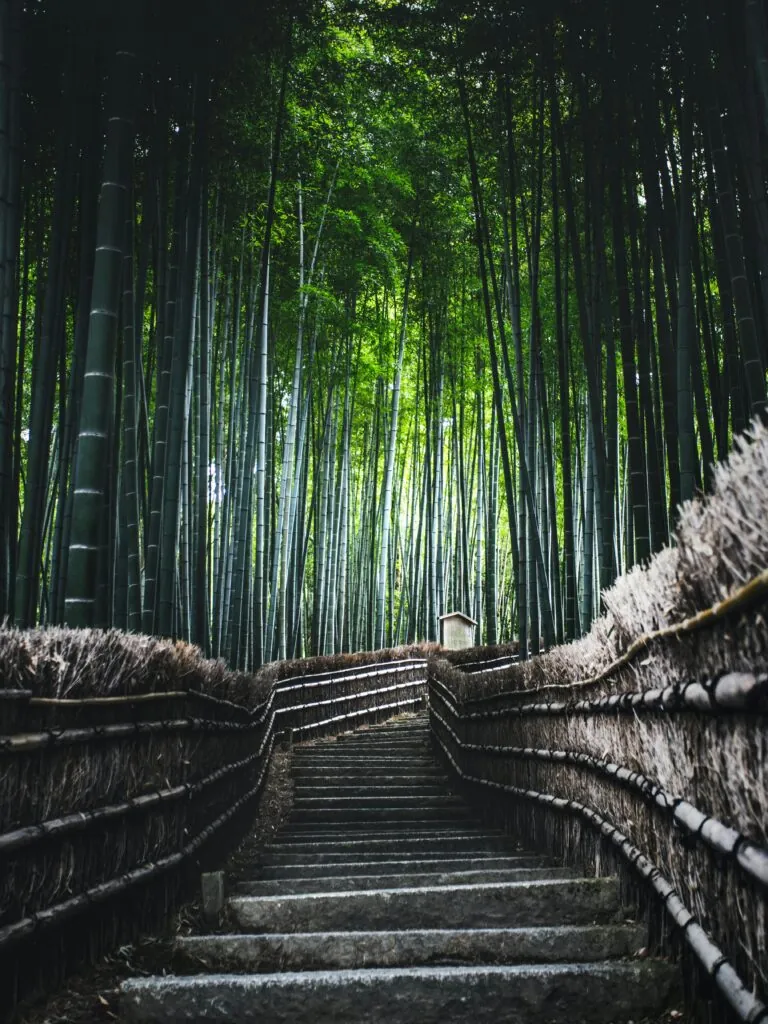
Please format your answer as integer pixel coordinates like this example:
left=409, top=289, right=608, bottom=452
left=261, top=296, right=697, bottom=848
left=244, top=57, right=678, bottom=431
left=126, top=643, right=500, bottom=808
left=439, top=611, right=477, bottom=650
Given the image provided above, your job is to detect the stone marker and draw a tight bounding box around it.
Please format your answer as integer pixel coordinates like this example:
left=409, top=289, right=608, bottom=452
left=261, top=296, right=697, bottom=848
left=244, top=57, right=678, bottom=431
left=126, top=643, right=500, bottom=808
left=201, top=871, right=225, bottom=928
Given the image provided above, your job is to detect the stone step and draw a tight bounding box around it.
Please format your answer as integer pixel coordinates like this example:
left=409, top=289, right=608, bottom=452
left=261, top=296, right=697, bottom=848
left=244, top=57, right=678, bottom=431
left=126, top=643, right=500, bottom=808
left=275, top=820, right=491, bottom=832
left=121, top=959, right=678, bottom=1023
left=232, top=866, right=575, bottom=896
left=296, top=741, right=430, bottom=748
left=332, top=720, right=427, bottom=730
left=272, top=832, right=505, bottom=847
left=294, top=747, right=432, bottom=756
left=292, top=769, right=448, bottom=781
left=257, top=856, right=539, bottom=879
left=274, top=831, right=489, bottom=844
left=330, top=735, right=430, bottom=743
left=290, top=779, right=451, bottom=792
left=270, top=824, right=503, bottom=839
left=329, top=726, right=428, bottom=734
left=266, top=840, right=502, bottom=854
left=229, top=878, right=621, bottom=933
left=292, top=794, right=464, bottom=808
left=262, top=837, right=512, bottom=859
left=294, top=785, right=450, bottom=798
left=286, top=806, right=473, bottom=823
left=309, top=753, right=432, bottom=763
left=261, top=848, right=517, bottom=867
left=315, top=743, right=431, bottom=754
left=174, top=923, right=644, bottom=973
left=323, top=740, right=432, bottom=750
left=274, top=825, right=502, bottom=841
left=291, top=773, right=447, bottom=784
left=280, top=811, right=475, bottom=827
left=308, top=742, right=430, bottom=750
left=291, top=758, right=438, bottom=769
left=334, top=723, right=429, bottom=732
left=335, top=728, right=427, bottom=738
left=287, top=806, right=472, bottom=824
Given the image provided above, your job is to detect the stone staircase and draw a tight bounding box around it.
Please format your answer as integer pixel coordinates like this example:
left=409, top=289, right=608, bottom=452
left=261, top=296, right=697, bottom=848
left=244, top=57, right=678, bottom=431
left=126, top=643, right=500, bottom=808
left=121, top=714, right=679, bottom=1022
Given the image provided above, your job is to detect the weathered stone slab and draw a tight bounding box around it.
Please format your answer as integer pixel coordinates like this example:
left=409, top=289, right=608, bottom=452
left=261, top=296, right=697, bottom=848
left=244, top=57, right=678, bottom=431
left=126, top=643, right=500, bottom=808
left=230, top=877, right=620, bottom=933
left=261, top=836, right=512, bottom=861
left=232, top=866, right=574, bottom=896
left=292, top=794, right=464, bottom=807
left=272, top=827, right=505, bottom=842
left=174, top=924, right=645, bottom=973
left=121, top=960, right=678, bottom=1023
left=200, top=872, right=225, bottom=928
left=289, top=805, right=471, bottom=823
left=277, top=819, right=481, bottom=834
left=292, top=770, right=450, bottom=778
left=294, top=784, right=449, bottom=797
left=258, top=855, right=538, bottom=879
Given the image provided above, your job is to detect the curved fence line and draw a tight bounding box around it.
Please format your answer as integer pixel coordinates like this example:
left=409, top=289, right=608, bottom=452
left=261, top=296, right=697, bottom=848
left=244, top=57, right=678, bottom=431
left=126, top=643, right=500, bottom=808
left=435, top=670, right=768, bottom=720
left=427, top=658, right=767, bottom=1023
left=428, top=695, right=768, bottom=891
left=527, top=567, right=768, bottom=697
left=459, top=657, right=519, bottom=675
left=448, top=570, right=768, bottom=710
left=273, top=658, right=426, bottom=691
left=0, top=654, right=428, bottom=1015
left=430, top=716, right=767, bottom=1024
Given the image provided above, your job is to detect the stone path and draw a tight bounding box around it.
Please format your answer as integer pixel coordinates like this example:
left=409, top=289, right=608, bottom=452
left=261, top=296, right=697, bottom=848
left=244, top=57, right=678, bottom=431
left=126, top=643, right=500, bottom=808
left=121, top=714, right=678, bottom=1022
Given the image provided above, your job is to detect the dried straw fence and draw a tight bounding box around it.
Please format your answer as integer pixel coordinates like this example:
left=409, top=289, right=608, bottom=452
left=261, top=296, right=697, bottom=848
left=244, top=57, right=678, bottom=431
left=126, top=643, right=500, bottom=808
left=429, top=615, right=767, bottom=1024
left=428, top=425, right=768, bottom=1024
left=0, top=641, right=427, bottom=1016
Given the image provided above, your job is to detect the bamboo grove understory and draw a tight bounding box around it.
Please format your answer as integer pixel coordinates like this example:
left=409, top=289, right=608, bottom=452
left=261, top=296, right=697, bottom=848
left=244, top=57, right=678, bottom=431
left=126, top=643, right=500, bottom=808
left=0, top=0, right=767, bottom=668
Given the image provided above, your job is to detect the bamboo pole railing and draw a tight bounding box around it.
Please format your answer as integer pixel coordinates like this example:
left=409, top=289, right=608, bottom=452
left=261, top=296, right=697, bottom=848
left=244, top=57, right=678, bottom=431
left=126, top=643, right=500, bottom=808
left=0, top=656, right=428, bottom=1014
left=427, top=658, right=767, bottom=1024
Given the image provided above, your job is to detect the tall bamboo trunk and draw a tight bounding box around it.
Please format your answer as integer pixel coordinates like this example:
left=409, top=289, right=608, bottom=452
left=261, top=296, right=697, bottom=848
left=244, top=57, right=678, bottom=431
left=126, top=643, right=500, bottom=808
left=0, top=0, right=21, bottom=619
left=64, top=50, right=137, bottom=628
left=375, top=243, right=413, bottom=649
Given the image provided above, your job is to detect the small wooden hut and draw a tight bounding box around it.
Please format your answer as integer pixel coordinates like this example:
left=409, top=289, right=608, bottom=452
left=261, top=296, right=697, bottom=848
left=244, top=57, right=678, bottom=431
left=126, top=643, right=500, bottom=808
left=438, top=611, right=477, bottom=650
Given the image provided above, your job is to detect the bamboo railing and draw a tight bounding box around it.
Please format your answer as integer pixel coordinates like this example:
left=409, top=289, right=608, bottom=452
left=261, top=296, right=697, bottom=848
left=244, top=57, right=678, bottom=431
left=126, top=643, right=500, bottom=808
left=0, top=656, right=427, bottom=1015
left=427, top=659, right=767, bottom=1024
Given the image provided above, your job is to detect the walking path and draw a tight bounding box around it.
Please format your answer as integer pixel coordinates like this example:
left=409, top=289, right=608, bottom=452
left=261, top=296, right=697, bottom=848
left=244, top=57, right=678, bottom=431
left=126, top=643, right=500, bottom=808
left=121, top=714, right=678, bottom=1021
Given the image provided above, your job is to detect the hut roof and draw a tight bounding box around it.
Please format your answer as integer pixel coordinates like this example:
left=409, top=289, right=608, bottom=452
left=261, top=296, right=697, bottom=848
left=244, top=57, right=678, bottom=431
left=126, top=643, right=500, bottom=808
left=438, top=611, right=477, bottom=627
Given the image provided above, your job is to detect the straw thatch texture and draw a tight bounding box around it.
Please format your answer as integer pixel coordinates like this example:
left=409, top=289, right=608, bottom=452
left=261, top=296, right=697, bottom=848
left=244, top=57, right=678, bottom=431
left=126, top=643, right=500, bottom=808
left=441, top=642, right=520, bottom=667
left=448, top=421, right=768, bottom=705
left=254, top=643, right=436, bottom=686
left=0, top=627, right=267, bottom=705
left=429, top=669, right=766, bottom=1008
left=428, top=423, right=768, bottom=1022
left=0, top=634, right=428, bottom=1019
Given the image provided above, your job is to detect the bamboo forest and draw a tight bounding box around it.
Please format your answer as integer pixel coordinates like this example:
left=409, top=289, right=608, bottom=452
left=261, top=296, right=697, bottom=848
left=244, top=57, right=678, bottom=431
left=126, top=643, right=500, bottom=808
left=1, top=0, right=766, bottom=670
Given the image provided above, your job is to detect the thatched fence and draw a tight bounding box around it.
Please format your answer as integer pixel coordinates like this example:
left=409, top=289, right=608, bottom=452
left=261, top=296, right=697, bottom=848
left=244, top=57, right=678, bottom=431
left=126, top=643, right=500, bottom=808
left=0, top=631, right=427, bottom=1016
left=429, top=655, right=766, bottom=1023
left=427, top=427, right=768, bottom=1024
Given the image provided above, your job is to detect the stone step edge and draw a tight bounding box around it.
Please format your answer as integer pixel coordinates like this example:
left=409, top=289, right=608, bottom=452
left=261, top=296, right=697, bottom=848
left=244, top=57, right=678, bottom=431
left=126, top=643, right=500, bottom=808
left=271, top=829, right=503, bottom=840
left=231, top=867, right=574, bottom=894
left=173, top=924, right=646, bottom=969
left=121, top=959, right=679, bottom=1024
left=258, top=856, right=538, bottom=877
left=230, top=876, right=617, bottom=905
